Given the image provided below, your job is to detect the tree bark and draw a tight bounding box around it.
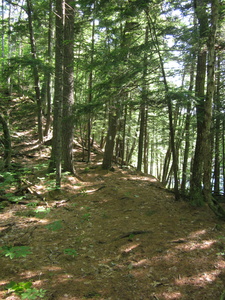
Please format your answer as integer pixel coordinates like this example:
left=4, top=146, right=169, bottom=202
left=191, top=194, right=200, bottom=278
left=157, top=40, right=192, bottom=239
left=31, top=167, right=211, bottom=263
left=87, top=13, right=95, bottom=163
left=213, top=55, right=221, bottom=195
left=102, top=107, right=118, bottom=170
left=49, top=0, right=64, bottom=187
left=44, top=0, right=53, bottom=137
left=202, top=0, right=225, bottom=218
left=146, top=11, right=180, bottom=200
left=181, top=56, right=195, bottom=193
left=137, top=27, right=148, bottom=172
left=62, top=0, right=75, bottom=174
left=26, top=0, right=43, bottom=143
left=190, top=0, right=208, bottom=204
left=0, top=114, right=11, bottom=169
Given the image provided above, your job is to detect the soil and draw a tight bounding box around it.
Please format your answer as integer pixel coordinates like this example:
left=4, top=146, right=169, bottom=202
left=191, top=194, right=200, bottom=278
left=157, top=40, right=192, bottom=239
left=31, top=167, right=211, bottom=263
left=0, top=98, right=225, bottom=300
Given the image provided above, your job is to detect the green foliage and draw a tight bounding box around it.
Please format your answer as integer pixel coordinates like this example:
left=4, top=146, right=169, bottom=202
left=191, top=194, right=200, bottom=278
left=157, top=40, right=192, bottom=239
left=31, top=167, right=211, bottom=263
left=26, top=202, right=39, bottom=207
left=0, top=171, right=30, bottom=203
left=128, top=234, right=135, bottom=240
left=15, top=207, right=50, bottom=219
left=0, top=172, right=15, bottom=185
left=80, top=188, right=88, bottom=196
left=45, top=220, right=63, bottom=231
left=35, top=207, right=51, bottom=219
left=216, top=252, right=225, bottom=256
left=38, top=173, right=56, bottom=192
left=81, top=213, right=91, bottom=222
left=0, top=202, right=7, bottom=210
left=63, top=248, right=78, bottom=257
left=20, top=288, right=46, bottom=300
left=166, top=88, right=195, bottom=106
left=84, top=167, right=90, bottom=173
left=6, top=193, right=25, bottom=203
left=5, top=281, right=32, bottom=295
left=34, top=162, right=49, bottom=171
left=5, top=281, right=46, bottom=299
left=0, top=245, right=32, bottom=259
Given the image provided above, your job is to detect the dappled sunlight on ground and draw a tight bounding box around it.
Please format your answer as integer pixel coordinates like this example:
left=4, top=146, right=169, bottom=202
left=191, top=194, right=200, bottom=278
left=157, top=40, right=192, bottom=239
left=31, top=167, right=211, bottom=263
left=174, top=239, right=216, bottom=251
left=125, top=173, right=159, bottom=183
left=188, top=229, right=207, bottom=238
left=159, top=291, right=183, bottom=299
left=1, top=100, right=225, bottom=299
left=175, top=269, right=221, bottom=286
left=120, top=243, right=140, bottom=253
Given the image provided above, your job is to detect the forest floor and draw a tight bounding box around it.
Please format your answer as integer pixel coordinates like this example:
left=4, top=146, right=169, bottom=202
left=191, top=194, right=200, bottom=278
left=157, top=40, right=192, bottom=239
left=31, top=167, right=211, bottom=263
left=1, top=98, right=225, bottom=300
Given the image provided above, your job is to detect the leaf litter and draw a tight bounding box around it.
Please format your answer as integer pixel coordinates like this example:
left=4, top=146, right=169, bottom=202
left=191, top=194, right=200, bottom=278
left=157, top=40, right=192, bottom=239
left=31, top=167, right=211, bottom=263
left=0, top=101, right=225, bottom=299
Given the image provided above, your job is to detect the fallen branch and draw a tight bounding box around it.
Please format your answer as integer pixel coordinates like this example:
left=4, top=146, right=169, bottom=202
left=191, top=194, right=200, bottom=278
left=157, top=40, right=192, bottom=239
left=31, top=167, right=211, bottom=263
left=115, top=230, right=152, bottom=240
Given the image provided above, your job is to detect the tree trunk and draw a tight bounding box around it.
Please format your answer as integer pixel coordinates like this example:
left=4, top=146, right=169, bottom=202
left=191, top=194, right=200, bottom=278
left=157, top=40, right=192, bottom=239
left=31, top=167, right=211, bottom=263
left=0, top=114, right=11, bottom=169
left=213, top=55, right=221, bottom=195
left=102, top=108, right=118, bottom=170
left=26, top=0, right=43, bottom=143
left=87, top=14, right=95, bottom=163
left=190, top=50, right=206, bottom=204
left=202, top=0, right=225, bottom=218
left=126, top=111, right=139, bottom=165
left=223, top=118, right=225, bottom=196
left=146, top=11, right=180, bottom=200
left=121, top=104, right=127, bottom=167
left=181, top=56, right=195, bottom=194
left=62, top=0, right=75, bottom=174
left=162, top=147, right=171, bottom=186
left=49, top=0, right=64, bottom=187
left=44, top=0, right=53, bottom=137
left=143, top=109, right=149, bottom=173
left=137, top=26, right=148, bottom=172
left=190, top=0, right=210, bottom=204
left=137, top=102, right=145, bottom=172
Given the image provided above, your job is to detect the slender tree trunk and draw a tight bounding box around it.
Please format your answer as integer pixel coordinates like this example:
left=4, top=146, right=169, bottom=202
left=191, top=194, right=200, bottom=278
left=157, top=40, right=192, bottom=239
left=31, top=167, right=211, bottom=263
left=137, top=26, right=148, bottom=172
left=87, top=14, right=95, bottom=163
left=162, top=147, right=171, bottom=186
left=44, top=0, right=53, bottom=137
left=137, top=102, right=146, bottom=172
left=1, top=0, right=4, bottom=68
left=0, top=114, right=11, bottom=169
left=62, top=0, right=75, bottom=174
left=121, top=104, right=127, bottom=167
left=223, top=118, right=225, bottom=196
left=49, top=0, right=64, bottom=187
left=213, top=55, right=221, bottom=195
left=126, top=112, right=139, bottom=165
left=26, top=0, right=43, bottom=143
left=146, top=11, right=179, bottom=200
left=181, top=57, right=195, bottom=193
left=102, top=107, right=118, bottom=170
left=143, top=109, right=149, bottom=173
left=202, top=0, right=225, bottom=218
left=102, top=20, right=132, bottom=170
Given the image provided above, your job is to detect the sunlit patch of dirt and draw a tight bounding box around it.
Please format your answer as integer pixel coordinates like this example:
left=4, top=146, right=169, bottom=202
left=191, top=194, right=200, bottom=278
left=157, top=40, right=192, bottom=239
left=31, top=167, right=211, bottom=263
left=160, top=291, right=183, bottom=299
left=1, top=100, right=225, bottom=299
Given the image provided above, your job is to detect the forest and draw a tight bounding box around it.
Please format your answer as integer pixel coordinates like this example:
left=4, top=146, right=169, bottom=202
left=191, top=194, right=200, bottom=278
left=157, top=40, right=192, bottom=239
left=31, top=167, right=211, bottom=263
left=1, top=0, right=225, bottom=299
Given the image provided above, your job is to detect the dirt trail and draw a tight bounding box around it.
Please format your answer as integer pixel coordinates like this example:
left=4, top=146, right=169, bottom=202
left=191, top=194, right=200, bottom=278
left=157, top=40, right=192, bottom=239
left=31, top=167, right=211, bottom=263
left=0, top=99, right=225, bottom=299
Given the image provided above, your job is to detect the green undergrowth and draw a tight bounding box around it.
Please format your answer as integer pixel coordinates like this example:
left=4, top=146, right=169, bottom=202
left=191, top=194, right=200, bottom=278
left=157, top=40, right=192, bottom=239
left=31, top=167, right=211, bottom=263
left=5, top=281, right=46, bottom=300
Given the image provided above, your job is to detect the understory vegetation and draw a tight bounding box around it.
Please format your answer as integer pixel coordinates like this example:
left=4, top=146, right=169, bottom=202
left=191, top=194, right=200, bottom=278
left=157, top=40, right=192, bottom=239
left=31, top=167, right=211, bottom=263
left=1, top=0, right=225, bottom=298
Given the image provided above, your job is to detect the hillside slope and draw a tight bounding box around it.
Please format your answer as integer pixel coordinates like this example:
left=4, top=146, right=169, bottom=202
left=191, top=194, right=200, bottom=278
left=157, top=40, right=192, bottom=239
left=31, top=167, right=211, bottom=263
left=0, top=98, right=225, bottom=300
